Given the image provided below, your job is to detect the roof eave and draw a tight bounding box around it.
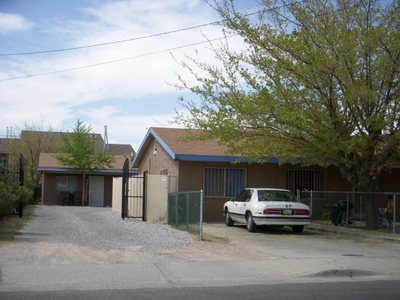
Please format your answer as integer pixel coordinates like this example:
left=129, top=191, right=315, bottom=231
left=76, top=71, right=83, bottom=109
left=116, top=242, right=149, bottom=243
left=38, top=167, right=123, bottom=175
left=131, top=128, right=177, bottom=167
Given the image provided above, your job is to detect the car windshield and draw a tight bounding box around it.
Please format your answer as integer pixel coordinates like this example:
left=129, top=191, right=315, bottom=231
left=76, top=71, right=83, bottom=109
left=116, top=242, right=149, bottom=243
left=257, top=190, right=298, bottom=202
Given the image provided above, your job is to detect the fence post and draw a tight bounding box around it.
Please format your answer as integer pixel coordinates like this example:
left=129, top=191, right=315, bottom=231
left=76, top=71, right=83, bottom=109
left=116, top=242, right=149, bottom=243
left=175, top=193, right=178, bottom=228
left=393, top=194, right=396, bottom=234
left=310, top=190, right=313, bottom=216
left=359, top=194, right=363, bottom=224
left=345, top=192, right=349, bottom=227
left=200, top=189, right=204, bottom=240
left=186, top=192, right=189, bottom=231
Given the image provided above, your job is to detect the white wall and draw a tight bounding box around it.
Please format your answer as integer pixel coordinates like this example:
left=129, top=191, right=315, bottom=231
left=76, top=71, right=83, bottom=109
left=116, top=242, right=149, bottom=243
left=112, top=175, right=170, bottom=222
left=112, top=177, right=122, bottom=214
left=146, top=175, right=169, bottom=222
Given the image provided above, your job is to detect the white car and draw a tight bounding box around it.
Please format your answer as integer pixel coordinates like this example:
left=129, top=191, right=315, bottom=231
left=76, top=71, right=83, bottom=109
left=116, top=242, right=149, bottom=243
left=223, top=188, right=312, bottom=233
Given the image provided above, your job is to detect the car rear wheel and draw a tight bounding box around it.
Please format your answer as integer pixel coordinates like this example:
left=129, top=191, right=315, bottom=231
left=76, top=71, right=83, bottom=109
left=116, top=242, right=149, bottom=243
left=246, top=213, right=257, bottom=232
left=225, top=209, right=234, bottom=227
left=292, top=225, right=304, bottom=233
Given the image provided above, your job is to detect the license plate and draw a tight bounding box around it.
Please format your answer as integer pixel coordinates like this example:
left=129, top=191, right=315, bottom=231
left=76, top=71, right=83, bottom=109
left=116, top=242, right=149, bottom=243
left=282, top=210, right=292, bottom=215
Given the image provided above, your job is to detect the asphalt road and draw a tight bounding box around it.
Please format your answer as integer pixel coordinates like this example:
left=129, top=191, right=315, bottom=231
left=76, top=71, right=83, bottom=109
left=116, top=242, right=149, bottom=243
left=1, top=281, right=399, bottom=300
left=1, top=206, right=400, bottom=298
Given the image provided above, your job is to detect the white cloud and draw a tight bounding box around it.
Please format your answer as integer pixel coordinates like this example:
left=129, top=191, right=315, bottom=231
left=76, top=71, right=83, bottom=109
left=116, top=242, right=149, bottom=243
left=0, top=12, right=33, bottom=34
left=0, top=0, right=248, bottom=147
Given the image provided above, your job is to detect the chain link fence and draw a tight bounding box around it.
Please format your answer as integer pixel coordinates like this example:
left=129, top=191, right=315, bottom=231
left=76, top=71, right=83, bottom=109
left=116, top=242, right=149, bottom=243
left=168, top=190, right=204, bottom=239
left=298, top=191, right=399, bottom=233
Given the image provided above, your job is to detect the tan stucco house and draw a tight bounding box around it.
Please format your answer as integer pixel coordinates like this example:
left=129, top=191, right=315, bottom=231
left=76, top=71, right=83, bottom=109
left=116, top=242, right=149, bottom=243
left=38, top=143, right=134, bottom=207
left=130, top=127, right=397, bottom=222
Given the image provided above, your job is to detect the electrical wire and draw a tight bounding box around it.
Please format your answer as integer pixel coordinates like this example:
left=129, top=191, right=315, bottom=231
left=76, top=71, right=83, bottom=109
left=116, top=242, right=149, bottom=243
left=0, top=0, right=384, bottom=82
left=0, top=35, right=237, bottom=82
left=0, top=0, right=383, bottom=57
left=0, top=20, right=225, bottom=57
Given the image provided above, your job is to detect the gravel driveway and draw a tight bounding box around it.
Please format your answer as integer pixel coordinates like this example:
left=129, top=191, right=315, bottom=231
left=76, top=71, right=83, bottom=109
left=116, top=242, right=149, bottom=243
left=17, top=206, right=193, bottom=250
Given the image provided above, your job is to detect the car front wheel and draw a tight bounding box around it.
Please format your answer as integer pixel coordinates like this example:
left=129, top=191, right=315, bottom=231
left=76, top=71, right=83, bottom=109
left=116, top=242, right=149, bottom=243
left=246, top=213, right=257, bottom=232
left=225, top=209, right=234, bottom=227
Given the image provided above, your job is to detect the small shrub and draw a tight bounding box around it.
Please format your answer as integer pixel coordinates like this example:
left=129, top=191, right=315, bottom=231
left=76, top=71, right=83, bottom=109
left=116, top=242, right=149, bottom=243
left=0, top=173, right=32, bottom=219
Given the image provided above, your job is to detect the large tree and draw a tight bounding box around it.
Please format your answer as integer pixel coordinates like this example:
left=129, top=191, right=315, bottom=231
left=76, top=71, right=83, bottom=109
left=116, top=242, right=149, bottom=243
left=176, top=0, right=400, bottom=228
left=7, top=124, right=62, bottom=187
left=55, top=120, right=114, bottom=206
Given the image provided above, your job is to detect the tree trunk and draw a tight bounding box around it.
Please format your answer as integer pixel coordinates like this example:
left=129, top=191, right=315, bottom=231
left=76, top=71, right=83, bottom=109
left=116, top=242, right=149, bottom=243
left=364, top=193, right=378, bottom=230
left=340, top=163, right=379, bottom=229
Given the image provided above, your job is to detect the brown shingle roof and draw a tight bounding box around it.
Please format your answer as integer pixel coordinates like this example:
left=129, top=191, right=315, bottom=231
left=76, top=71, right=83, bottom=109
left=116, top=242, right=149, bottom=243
left=132, top=127, right=242, bottom=168
left=38, top=153, right=126, bottom=171
left=108, top=144, right=135, bottom=156
left=152, top=127, right=229, bottom=156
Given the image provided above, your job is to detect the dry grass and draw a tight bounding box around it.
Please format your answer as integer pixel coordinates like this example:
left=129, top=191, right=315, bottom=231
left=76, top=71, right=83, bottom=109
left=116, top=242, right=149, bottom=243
left=0, top=213, right=34, bottom=245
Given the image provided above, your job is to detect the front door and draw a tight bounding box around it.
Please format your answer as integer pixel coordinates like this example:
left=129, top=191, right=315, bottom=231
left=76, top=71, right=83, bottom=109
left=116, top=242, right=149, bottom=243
left=89, top=176, right=104, bottom=207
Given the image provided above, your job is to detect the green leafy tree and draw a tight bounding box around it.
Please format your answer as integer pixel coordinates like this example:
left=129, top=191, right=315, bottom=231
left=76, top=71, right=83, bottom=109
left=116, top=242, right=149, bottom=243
left=176, top=0, right=400, bottom=228
left=55, top=120, right=114, bottom=206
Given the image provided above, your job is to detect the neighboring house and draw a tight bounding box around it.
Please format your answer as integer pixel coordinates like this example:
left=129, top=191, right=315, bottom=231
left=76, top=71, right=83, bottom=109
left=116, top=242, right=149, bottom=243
left=36, top=132, right=135, bottom=207
left=38, top=152, right=131, bottom=207
left=132, top=127, right=400, bottom=222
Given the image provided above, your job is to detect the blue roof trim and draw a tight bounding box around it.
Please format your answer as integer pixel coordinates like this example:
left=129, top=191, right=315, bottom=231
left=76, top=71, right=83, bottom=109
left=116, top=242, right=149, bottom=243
left=131, top=129, right=152, bottom=166
left=175, top=154, right=280, bottom=163
left=131, top=128, right=177, bottom=167
left=150, top=128, right=176, bottom=159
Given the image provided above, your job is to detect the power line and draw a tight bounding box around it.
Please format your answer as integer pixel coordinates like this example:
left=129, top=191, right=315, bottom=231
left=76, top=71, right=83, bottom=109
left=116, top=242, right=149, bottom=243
left=0, top=20, right=225, bottom=57
left=0, top=0, right=385, bottom=81
left=0, top=35, right=236, bottom=82
left=0, top=0, right=381, bottom=57
left=0, top=4, right=267, bottom=57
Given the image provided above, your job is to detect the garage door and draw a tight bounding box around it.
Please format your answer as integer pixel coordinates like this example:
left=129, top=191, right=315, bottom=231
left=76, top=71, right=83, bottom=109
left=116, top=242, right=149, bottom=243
left=89, top=176, right=104, bottom=207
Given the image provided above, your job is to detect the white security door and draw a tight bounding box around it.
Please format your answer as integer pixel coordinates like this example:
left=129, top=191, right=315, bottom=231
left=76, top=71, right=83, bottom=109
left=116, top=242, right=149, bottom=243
left=89, top=176, right=104, bottom=207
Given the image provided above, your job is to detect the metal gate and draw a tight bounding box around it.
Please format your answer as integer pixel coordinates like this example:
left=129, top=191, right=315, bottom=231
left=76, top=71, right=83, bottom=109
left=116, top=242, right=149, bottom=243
left=121, top=158, right=146, bottom=220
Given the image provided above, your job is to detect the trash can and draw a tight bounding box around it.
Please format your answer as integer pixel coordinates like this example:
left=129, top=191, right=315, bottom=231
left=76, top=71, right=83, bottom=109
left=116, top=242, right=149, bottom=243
left=338, top=200, right=353, bottom=224
left=331, top=204, right=341, bottom=226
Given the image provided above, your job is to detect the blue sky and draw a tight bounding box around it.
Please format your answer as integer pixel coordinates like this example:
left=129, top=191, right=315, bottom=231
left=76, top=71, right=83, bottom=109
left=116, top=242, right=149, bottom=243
left=0, top=0, right=259, bottom=150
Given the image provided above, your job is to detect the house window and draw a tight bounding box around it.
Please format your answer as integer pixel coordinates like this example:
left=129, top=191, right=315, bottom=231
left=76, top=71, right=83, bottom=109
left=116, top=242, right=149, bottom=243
left=204, top=167, right=246, bottom=197
left=286, top=170, right=325, bottom=191
left=56, top=176, right=78, bottom=192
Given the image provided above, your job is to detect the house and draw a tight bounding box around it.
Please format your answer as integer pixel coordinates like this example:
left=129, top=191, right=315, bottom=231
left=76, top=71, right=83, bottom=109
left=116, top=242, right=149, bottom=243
left=36, top=131, right=134, bottom=207
left=38, top=152, right=130, bottom=207
left=131, top=127, right=400, bottom=222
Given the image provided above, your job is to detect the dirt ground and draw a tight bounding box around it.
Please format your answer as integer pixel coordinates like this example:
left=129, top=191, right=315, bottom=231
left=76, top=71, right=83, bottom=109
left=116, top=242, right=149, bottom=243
left=0, top=230, right=269, bottom=266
